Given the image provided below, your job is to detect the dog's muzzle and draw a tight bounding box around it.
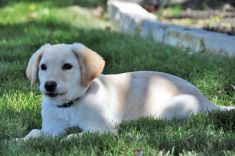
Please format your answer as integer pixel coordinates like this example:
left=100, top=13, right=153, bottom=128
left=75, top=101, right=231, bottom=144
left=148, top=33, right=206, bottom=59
left=45, top=81, right=57, bottom=92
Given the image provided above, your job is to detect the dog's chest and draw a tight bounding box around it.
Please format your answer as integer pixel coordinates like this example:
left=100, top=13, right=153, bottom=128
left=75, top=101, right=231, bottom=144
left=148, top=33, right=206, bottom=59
left=41, top=102, right=100, bottom=131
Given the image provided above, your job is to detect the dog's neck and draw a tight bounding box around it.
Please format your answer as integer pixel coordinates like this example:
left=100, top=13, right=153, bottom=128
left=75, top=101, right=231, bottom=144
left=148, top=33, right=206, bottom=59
left=57, top=96, right=81, bottom=108
left=56, top=85, right=90, bottom=108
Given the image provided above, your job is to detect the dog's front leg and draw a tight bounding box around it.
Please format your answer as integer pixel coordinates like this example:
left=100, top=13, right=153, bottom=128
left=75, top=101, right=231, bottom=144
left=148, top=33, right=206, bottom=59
left=41, top=117, right=67, bottom=137
left=22, top=118, right=66, bottom=141
left=22, top=128, right=65, bottom=141
left=23, top=129, right=43, bottom=140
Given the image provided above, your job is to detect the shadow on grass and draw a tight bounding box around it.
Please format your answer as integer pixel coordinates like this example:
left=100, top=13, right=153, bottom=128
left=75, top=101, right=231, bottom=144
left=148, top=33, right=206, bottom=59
left=119, top=110, right=235, bottom=154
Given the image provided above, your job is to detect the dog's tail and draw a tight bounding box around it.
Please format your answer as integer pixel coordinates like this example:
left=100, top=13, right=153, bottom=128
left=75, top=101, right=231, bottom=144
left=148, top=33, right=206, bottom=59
left=206, top=101, right=235, bottom=112
left=218, top=105, right=235, bottom=111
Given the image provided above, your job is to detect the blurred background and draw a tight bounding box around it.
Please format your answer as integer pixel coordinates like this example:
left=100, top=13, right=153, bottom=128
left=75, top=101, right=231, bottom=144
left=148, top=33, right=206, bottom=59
left=131, top=0, right=235, bottom=35
left=0, top=0, right=234, bottom=35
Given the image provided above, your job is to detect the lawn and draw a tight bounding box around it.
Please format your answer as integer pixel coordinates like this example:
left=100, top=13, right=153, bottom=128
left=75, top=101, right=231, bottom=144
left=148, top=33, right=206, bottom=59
left=0, top=1, right=234, bottom=155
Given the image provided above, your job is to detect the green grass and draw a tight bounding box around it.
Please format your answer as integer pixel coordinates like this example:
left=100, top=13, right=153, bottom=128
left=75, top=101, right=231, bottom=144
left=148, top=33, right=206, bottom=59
left=0, top=1, right=235, bottom=155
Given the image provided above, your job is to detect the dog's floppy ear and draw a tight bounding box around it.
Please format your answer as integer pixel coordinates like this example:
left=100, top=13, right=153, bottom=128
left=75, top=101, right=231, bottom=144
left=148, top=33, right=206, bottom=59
left=26, top=44, right=50, bottom=86
left=72, top=43, right=105, bottom=87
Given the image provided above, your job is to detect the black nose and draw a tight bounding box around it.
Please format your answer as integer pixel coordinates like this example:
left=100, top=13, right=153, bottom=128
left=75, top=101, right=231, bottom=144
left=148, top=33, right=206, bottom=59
left=45, top=81, right=57, bottom=92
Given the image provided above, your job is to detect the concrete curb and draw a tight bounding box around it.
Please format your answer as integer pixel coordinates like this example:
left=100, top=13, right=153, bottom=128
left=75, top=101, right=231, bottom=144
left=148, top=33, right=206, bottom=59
left=107, top=0, right=156, bottom=33
left=107, top=0, right=235, bottom=57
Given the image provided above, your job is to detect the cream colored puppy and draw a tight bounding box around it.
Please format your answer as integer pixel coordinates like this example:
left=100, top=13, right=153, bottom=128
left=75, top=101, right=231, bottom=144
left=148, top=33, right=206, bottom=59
left=24, top=43, right=234, bottom=140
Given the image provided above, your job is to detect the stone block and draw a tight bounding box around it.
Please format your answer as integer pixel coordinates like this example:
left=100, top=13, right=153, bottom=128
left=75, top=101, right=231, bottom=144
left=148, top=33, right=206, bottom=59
left=200, top=32, right=235, bottom=56
left=107, top=0, right=156, bottom=33
left=164, top=26, right=205, bottom=52
left=140, top=20, right=168, bottom=43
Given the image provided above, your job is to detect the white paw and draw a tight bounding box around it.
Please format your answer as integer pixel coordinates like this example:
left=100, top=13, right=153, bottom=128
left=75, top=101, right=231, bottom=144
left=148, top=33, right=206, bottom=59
left=61, top=132, right=84, bottom=142
left=11, top=137, right=23, bottom=143
left=23, top=129, right=43, bottom=140
left=67, top=132, right=84, bottom=139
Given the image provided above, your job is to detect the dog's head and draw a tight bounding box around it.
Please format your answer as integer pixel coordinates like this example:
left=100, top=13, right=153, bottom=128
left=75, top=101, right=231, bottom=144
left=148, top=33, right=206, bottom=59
left=26, top=43, right=105, bottom=104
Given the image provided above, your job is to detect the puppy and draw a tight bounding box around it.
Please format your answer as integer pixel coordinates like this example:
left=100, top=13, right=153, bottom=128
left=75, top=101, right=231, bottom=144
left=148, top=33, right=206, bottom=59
left=24, top=43, right=234, bottom=140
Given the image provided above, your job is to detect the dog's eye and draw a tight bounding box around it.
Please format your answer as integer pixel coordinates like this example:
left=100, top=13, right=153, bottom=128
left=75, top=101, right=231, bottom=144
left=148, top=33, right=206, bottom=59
left=62, top=63, right=73, bottom=70
left=41, top=64, right=47, bottom=71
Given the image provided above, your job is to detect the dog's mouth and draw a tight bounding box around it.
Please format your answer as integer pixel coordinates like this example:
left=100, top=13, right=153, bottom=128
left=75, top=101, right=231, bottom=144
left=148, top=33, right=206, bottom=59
left=45, top=92, right=67, bottom=98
